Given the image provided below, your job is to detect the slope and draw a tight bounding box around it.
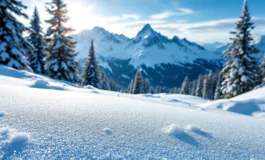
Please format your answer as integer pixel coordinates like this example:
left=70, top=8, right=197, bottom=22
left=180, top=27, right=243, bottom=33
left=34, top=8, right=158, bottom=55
left=0, top=65, right=264, bottom=159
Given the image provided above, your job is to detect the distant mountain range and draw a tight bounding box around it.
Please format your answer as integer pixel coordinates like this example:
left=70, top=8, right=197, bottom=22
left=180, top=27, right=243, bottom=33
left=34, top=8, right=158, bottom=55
left=202, top=36, right=265, bottom=58
left=73, top=24, right=223, bottom=88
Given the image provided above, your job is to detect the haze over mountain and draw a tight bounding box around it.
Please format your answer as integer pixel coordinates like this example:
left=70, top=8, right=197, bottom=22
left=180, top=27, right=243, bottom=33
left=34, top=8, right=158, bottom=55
left=205, top=35, right=265, bottom=57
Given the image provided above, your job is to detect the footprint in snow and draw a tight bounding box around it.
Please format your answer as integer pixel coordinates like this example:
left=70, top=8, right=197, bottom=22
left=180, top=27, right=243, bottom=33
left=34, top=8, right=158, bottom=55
left=0, top=111, right=6, bottom=117
left=104, top=128, right=112, bottom=135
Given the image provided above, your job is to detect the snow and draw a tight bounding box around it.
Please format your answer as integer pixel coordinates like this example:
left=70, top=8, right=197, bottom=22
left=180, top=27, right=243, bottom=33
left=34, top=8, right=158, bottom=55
left=186, top=125, right=212, bottom=138
left=163, top=124, right=185, bottom=137
left=200, top=86, right=265, bottom=116
left=0, top=65, right=265, bottom=159
left=0, top=125, right=30, bottom=159
left=73, top=25, right=221, bottom=68
left=0, top=111, right=6, bottom=117
left=6, top=133, right=30, bottom=154
left=104, top=128, right=112, bottom=135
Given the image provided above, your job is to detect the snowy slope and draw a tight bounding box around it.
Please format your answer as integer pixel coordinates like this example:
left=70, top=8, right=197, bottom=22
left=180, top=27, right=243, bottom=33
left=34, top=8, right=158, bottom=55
left=200, top=86, right=265, bottom=117
left=0, top=65, right=265, bottom=159
left=202, top=42, right=224, bottom=52
left=74, top=24, right=221, bottom=67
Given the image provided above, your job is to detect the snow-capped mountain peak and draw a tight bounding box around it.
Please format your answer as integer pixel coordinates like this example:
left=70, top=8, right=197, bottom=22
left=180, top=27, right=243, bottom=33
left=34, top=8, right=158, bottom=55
left=136, top=24, right=155, bottom=38
left=133, top=24, right=169, bottom=49
left=74, top=24, right=220, bottom=65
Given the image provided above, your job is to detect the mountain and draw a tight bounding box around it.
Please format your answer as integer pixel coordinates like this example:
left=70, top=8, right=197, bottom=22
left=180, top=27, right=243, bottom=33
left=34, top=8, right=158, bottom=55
left=202, top=42, right=225, bottom=52
left=213, top=35, right=265, bottom=59
left=73, top=24, right=222, bottom=88
left=252, top=35, right=265, bottom=53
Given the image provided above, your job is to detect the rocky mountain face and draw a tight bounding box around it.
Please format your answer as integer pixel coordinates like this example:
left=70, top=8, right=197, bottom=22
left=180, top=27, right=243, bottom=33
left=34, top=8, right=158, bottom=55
left=74, top=24, right=222, bottom=88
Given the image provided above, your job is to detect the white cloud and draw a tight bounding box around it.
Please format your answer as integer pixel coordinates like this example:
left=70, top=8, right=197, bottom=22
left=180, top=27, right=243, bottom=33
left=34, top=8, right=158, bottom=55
left=150, top=8, right=195, bottom=20
left=121, top=14, right=140, bottom=20
left=178, top=8, right=195, bottom=15
left=150, top=11, right=177, bottom=20
left=152, top=17, right=265, bottom=33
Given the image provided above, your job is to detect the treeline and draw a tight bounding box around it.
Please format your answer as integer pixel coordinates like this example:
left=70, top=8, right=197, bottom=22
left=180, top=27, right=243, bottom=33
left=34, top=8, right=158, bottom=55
left=176, top=71, right=221, bottom=100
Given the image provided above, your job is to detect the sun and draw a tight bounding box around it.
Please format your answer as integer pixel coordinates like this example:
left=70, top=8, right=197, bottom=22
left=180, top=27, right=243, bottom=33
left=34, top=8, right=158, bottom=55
left=66, top=1, right=101, bottom=33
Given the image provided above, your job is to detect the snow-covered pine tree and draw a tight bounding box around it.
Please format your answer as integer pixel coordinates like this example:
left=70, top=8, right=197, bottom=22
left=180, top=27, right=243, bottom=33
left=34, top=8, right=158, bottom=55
left=214, top=72, right=222, bottom=100
left=260, top=54, right=265, bottom=84
left=28, top=7, right=45, bottom=74
left=180, top=76, right=189, bottom=95
left=128, top=79, right=134, bottom=93
left=150, top=87, right=155, bottom=94
left=191, top=80, right=197, bottom=96
left=202, top=71, right=215, bottom=99
left=161, top=87, right=167, bottom=93
left=141, top=79, right=151, bottom=93
left=132, top=70, right=143, bottom=94
left=99, top=70, right=110, bottom=90
left=82, top=40, right=101, bottom=87
left=195, top=74, right=203, bottom=97
left=221, top=0, right=260, bottom=98
left=0, top=0, right=33, bottom=70
left=44, top=0, right=80, bottom=83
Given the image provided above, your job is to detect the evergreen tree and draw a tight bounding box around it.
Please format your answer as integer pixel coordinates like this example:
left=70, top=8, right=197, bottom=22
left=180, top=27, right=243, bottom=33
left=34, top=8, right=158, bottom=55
left=132, top=70, right=143, bottom=94
left=108, top=79, right=122, bottom=91
left=161, top=87, right=167, bottom=93
left=99, top=70, right=110, bottom=90
left=150, top=87, right=155, bottom=94
left=221, top=0, right=259, bottom=98
left=202, top=71, right=215, bottom=100
left=214, top=72, right=222, bottom=100
left=155, top=85, right=161, bottom=93
left=261, top=54, right=265, bottom=84
left=0, top=0, right=33, bottom=70
left=82, top=40, right=101, bottom=87
left=141, top=79, right=151, bottom=93
left=181, top=76, right=189, bottom=95
left=196, top=74, right=203, bottom=97
left=128, top=79, right=134, bottom=93
left=28, top=7, right=45, bottom=74
left=191, top=80, right=197, bottom=96
left=44, top=0, right=80, bottom=83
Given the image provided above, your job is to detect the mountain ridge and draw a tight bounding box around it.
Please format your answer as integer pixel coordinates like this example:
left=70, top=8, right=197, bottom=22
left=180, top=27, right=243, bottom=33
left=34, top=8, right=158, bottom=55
left=73, top=24, right=222, bottom=88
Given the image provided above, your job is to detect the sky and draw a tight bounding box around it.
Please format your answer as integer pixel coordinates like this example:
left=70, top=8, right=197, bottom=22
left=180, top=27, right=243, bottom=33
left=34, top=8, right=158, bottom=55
left=21, top=0, right=265, bottom=43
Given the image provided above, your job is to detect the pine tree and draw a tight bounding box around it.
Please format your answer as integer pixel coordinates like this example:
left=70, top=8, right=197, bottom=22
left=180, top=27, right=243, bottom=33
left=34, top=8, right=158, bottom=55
left=44, top=0, right=80, bottom=83
left=202, top=71, right=215, bottom=100
left=128, top=79, right=134, bottom=93
left=196, top=74, right=203, bottom=97
left=221, top=0, right=259, bottom=98
left=150, top=87, right=155, bottom=94
left=99, top=70, right=110, bottom=90
left=191, top=80, right=197, bottom=96
left=28, top=7, right=45, bottom=74
left=141, top=79, right=151, bottom=93
left=82, top=40, right=101, bottom=87
left=132, top=70, right=143, bottom=94
left=181, top=76, right=189, bottom=95
left=214, top=72, right=222, bottom=100
left=260, top=54, right=265, bottom=84
left=0, top=0, right=33, bottom=70
left=155, top=85, right=162, bottom=93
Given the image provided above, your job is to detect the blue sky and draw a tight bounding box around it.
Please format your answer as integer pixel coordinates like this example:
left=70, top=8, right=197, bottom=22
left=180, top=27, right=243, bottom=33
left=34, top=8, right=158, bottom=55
left=22, top=0, right=265, bottom=43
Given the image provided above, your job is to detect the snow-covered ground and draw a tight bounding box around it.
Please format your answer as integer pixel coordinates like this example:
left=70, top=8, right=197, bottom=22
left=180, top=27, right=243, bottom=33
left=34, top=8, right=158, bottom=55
left=0, top=65, right=265, bottom=159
